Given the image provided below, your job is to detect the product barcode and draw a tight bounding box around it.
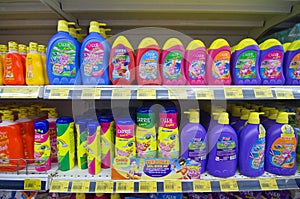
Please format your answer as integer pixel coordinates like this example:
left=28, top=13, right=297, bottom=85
left=221, top=184, right=231, bottom=189
left=197, top=93, right=207, bottom=97
left=165, top=184, right=174, bottom=190
left=139, top=93, right=147, bottom=96
left=26, top=183, right=34, bottom=188
left=52, top=185, right=61, bottom=190
left=140, top=185, right=149, bottom=191
left=195, top=185, right=204, bottom=190
left=226, top=92, right=234, bottom=96
left=97, top=184, right=108, bottom=190
left=73, top=185, right=83, bottom=190
left=118, top=184, right=127, bottom=191
left=277, top=92, right=285, bottom=97
left=261, top=183, right=269, bottom=187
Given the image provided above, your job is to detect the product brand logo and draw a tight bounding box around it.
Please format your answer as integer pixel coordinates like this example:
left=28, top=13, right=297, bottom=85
left=58, top=42, right=72, bottom=48
left=118, top=129, right=131, bottom=134
left=137, top=117, right=151, bottom=123
left=88, top=42, right=101, bottom=48
left=116, top=48, right=126, bottom=53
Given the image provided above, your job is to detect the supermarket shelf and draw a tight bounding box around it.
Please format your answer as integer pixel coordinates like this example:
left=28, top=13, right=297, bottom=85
left=43, top=85, right=300, bottom=100
left=49, top=166, right=300, bottom=193
left=0, top=86, right=44, bottom=99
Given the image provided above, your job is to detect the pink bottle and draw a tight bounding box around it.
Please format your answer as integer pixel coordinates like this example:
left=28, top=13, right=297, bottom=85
left=161, top=38, right=186, bottom=85
left=206, top=38, right=232, bottom=85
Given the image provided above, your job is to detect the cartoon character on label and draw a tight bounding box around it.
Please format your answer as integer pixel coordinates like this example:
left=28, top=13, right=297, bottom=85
left=52, top=54, right=75, bottom=75
left=187, top=165, right=201, bottom=179
left=83, top=46, right=104, bottom=77
left=127, top=159, right=142, bottom=180
left=239, top=60, right=253, bottom=77
left=292, top=61, right=300, bottom=79
left=264, top=60, right=280, bottom=78
left=35, top=144, right=50, bottom=166
left=175, top=159, right=189, bottom=179
left=190, top=60, right=205, bottom=79
left=165, top=59, right=181, bottom=78
left=136, top=133, right=154, bottom=157
left=158, top=133, right=177, bottom=158
left=214, top=59, right=229, bottom=78
left=250, top=144, right=264, bottom=169
left=117, top=140, right=135, bottom=157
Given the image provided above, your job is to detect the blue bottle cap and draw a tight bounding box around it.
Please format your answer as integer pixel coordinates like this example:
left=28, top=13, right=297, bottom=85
left=87, top=121, right=100, bottom=136
left=116, top=117, right=134, bottom=125
left=56, top=116, right=74, bottom=124
left=34, top=120, right=49, bottom=134
left=98, top=114, right=114, bottom=123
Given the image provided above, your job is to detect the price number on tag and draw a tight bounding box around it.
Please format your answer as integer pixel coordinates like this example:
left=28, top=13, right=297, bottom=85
left=137, top=89, right=156, bottom=99
left=112, top=89, right=131, bottom=99
left=164, top=180, right=182, bottom=192
left=50, top=180, right=69, bottom=192
left=224, top=87, right=243, bottom=99
left=116, top=181, right=134, bottom=193
left=254, top=87, right=273, bottom=98
left=139, top=181, right=157, bottom=193
left=24, top=179, right=41, bottom=190
left=259, top=178, right=278, bottom=190
left=220, top=180, right=239, bottom=192
left=275, top=90, right=294, bottom=99
left=81, top=89, right=101, bottom=99
left=71, top=181, right=90, bottom=193
left=95, top=181, right=113, bottom=193
left=193, top=180, right=212, bottom=192
left=196, top=89, right=214, bottom=99
left=49, top=88, right=70, bottom=99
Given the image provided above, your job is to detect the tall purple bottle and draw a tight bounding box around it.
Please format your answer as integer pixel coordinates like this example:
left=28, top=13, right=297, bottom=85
left=232, top=38, right=261, bottom=85
left=239, top=112, right=266, bottom=177
left=283, top=40, right=300, bottom=85
left=207, top=112, right=238, bottom=177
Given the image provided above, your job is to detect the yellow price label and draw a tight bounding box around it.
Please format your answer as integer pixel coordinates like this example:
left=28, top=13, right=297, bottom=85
left=259, top=178, right=278, bottom=190
left=193, top=180, right=212, bottom=192
left=81, top=89, right=101, bottom=99
left=224, top=87, right=243, bottom=99
left=49, top=88, right=70, bottom=99
left=220, top=180, right=239, bottom=192
left=168, top=88, right=187, bottom=99
left=275, top=90, right=294, bottom=99
left=71, top=181, right=90, bottom=193
left=196, top=89, right=214, bottom=99
left=24, top=179, right=41, bottom=190
left=95, top=181, right=114, bottom=193
left=139, top=181, right=157, bottom=193
left=116, top=181, right=134, bottom=193
left=112, top=89, right=131, bottom=99
left=137, top=89, right=156, bottom=99
left=254, top=87, right=273, bottom=98
left=164, top=180, right=182, bottom=192
left=1, top=87, right=39, bottom=98
left=50, top=180, right=69, bottom=192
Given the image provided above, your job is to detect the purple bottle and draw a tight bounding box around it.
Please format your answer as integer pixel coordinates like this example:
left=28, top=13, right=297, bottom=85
left=229, top=106, right=242, bottom=127
left=232, top=108, right=252, bottom=135
left=262, top=109, right=278, bottom=130
left=265, top=112, right=298, bottom=175
left=259, top=39, right=285, bottom=85
left=283, top=40, right=300, bottom=85
left=239, top=112, right=266, bottom=177
left=207, top=112, right=238, bottom=177
left=232, top=38, right=261, bottom=85
left=180, top=110, right=207, bottom=173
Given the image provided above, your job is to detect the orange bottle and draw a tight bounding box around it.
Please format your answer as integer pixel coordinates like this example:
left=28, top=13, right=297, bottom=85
left=0, top=45, right=7, bottom=85
left=3, top=41, right=25, bottom=85
left=0, top=110, right=25, bottom=172
left=18, top=44, right=27, bottom=79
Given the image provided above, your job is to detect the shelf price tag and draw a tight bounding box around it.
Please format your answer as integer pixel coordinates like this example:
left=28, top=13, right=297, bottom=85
left=71, top=181, right=90, bottom=193
left=224, top=87, right=243, bottom=99
left=220, top=180, right=239, bottom=192
left=95, top=181, right=114, bottom=193
left=49, top=88, right=70, bottom=99
left=168, top=88, right=187, bottom=99
left=50, top=180, right=69, bottom=192
left=139, top=181, right=157, bottom=193
left=116, top=181, right=134, bottom=193
left=137, top=89, right=156, bottom=99
left=81, top=89, right=101, bottom=99
left=24, top=179, right=41, bottom=190
left=254, top=87, right=273, bottom=98
left=196, top=89, right=214, bottom=99
left=259, top=178, right=278, bottom=190
left=164, top=180, right=182, bottom=192
left=193, top=180, right=212, bottom=192
left=1, top=87, right=39, bottom=98
left=275, top=90, right=294, bottom=99
left=112, top=89, right=131, bottom=99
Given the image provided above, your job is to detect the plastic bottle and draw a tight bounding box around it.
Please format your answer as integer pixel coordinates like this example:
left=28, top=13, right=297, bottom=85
left=161, top=38, right=186, bottom=85
left=207, top=112, right=238, bottom=177
left=40, top=108, right=58, bottom=163
left=180, top=110, right=207, bottom=173
left=34, top=120, right=51, bottom=171
left=80, top=21, right=110, bottom=85
left=0, top=110, right=25, bottom=171
left=239, top=112, right=266, bottom=177
left=206, top=38, right=232, bottom=85
left=283, top=42, right=291, bottom=52
left=260, top=107, right=275, bottom=124
left=158, top=107, right=179, bottom=158
left=26, top=42, right=45, bottom=85
left=231, top=38, right=261, bottom=85
left=283, top=40, right=300, bottom=84
left=18, top=44, right=27, bottom=77
left=98, top=114, right=115, bottom=168
left=75, top=118, right=89, bottom=170
left=232, top=108, right=253, bottom=134
left=38, top=45, right=49, bottom=85
left=87, top=121, right=101, bottom=174
left=115, top=117, right=136, bottom=158
left=265, top=112, right=298, bottom=175
left=0, top=45, right=7, bottom=85
left=109, top=35, right=135, bottom=85
left=185, top=40, right=207, bottom=85
left=136, top=107, right=157, bottom=158
left=56, top=116, right=75, bottom=171
left=263, top=109, right=279, bottom=130
left=4, top=41, right=25, bottom=85
left=230, top=106, right=243, bottom=126
left=46, top=20, right=81, bottom=85
left=136, top=37, right=162, bottom=85
left=259, top=39, right=285, bottom=85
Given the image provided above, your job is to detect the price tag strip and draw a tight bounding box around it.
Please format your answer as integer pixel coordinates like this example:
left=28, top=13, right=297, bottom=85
left=81, top=88, right=101, bottom=99
left=254, top=87, right=273, bottom=98
left=164, top=180, right=182, bottom=192
left=195, top=89, right=214, bottom=99
left=49, top=88, right=70, bottom=99
left=116, top=181, right=134, bottom=193
left=71, top=181, right=90, bottom=193
left=24, top=179, right=41, bottom=190
left=220, top=180, right=239, bottom=192
left=137, top=89, right=156, bottom=99
left=1, top=87, right=40, bottom=98
left=50, top=180, right=69, bottom=192
left=224, top=87, right=243, bottom=99
left=193, top=180, right=212, bottom=192
left=275, top=90, right=294, bottom=99
left=112, top=89, right=131, bottom=99
left=95, top=181, right=114, bottom=193
left=168, top=88, right=187, bottom=99
left=259, top=178, right=278, bottom=190
left=139, top=181, right=157, bottom=193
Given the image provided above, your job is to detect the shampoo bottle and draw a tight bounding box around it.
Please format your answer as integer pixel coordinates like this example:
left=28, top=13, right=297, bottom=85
left=263, top=109, right=278, bottom=130
left=232, top=108, right=253, bottom=134
left=18, top=44, right=27, bottom=79
left=26, top=42, right=45, bottom=85
left=283, top=40, right=300, bottom=84
left=0, top=45, right=7, bottom=85
left=75, top=118, right=89, bottom=170
left=239, top=112, right=266, bottom=177
left=38, top=45, right=49, bottom=85
left=265, top=112, right=298, bottom=175
left=87, top=121, right=101, bottom=175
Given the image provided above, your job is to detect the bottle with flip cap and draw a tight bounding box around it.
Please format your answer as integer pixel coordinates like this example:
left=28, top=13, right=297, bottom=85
left=263, top=109, right=279, bottom=130
left=26, top=42, right=45, bottom=85
left=0, top=45, right=7, bottom=85
left=232, top=109, right=254, bottom=135
left=38, top=45, right=49, bottom=85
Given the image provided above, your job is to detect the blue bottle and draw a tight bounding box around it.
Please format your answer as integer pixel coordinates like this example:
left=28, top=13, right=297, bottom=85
left=46, top=20, right=81, bottom=85
left=283, top=40, right=300, bottom=85
left=80, top=21, right=110, bottom=85
left=232, top=108, right=252, bottom=135
left=262, top=109, right=278, bottom=130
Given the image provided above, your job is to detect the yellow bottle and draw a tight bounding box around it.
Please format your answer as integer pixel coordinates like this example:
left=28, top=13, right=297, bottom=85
left=38, top=45, right=49, bottom=84
left=0, top=45, right=7, bottom=85
left=26, top=42, right=45, bottom=85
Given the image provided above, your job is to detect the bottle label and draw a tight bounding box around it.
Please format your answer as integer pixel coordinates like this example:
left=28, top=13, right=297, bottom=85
left=50, top=41, right=76, bottom=77
left=26, top=57, right=34, bottom=79
left=49, top=124, right=58, bottom=162
left=157, top=127, right=179, bottom=158
left=289, top=53, right=300, bottom=79
left=75, top=124, right=87, bottom=169
left=4, top=57, right=14, bottom=80
left=216, top=136, right=236, bottom=161
left=259, top=50, right=283, bottom=79
left=112, top=45, right=130, bottom=81
left=139, top=50, right=159, bottom=80
left=83, top=41, right=105, bottom=77
left=269, top=125, right=296, bottom=168
left=250, top=131, right=265, bottom=170
left=0, top=131, right=9, bottom=164
left=159, top=113, right=178, bottom=129
left=101, top=122, right=114, bottom=160
left=34, top=129, right=51, bottom=168
left=188, top=51, right=206, bottom=80
left=137, top=113, right=154, bottom=128
left=235, top=50, right=257, bottom=79
left=136, top=126, right=157, bottom=158
left=188, top=138, right=207, bottom=162
left=212, top=51, right=230, bottom=80
left=115, top=125, right=136, bottom=158
left=163, top=50, right=183, bottom=80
